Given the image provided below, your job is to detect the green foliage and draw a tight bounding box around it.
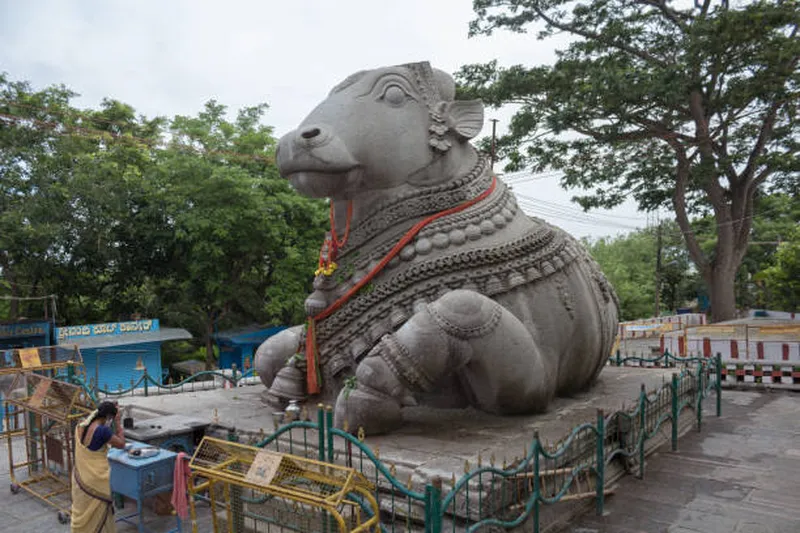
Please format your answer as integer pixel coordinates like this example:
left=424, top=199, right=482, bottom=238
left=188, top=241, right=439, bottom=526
left=459, top=0, right=800, bottom=321
left=584, top=222, right=700, bottom=320
left=0, top=74, right=328, bottom=368
left=754, top=226, right=800, bottom=311
left=585, top=232, right=657, bottom=321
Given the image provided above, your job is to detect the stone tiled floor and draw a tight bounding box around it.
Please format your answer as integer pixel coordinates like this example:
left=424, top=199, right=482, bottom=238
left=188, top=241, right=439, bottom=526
left=569, top=390, right=800, bottom=533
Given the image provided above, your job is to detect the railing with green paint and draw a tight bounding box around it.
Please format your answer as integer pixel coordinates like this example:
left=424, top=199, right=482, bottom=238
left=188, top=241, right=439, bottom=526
left=61, top=363, right=258, bottom=400
left=249, top=404, right=427, bottom=533
left=200, top=354, right=721, bottom=532
left=433, top=354, right=721, bottom=533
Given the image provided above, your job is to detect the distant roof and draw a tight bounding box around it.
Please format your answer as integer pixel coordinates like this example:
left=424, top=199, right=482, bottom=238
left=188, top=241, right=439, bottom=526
left=59, top=327, right=192, bottom=350
left=213, top=325, right=286, bottom=344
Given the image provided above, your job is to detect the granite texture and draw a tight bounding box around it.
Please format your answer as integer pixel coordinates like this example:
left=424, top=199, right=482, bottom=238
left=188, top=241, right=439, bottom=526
left=255, top=61, right=619, bottom=435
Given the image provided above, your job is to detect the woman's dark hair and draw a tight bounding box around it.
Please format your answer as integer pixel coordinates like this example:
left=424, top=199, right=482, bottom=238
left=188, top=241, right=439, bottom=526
left=81, top=401, right=118, bottom=442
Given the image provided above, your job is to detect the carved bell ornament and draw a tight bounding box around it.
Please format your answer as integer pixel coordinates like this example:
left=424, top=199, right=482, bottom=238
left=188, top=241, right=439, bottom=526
left=267, top=363, right=307, bottom=402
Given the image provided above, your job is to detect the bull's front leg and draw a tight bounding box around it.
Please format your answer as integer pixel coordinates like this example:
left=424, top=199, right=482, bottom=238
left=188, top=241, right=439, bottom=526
left=334, top=290, right=554, bottom=435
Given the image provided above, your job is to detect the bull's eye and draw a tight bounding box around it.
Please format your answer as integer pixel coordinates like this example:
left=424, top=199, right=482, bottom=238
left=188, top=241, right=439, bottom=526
left=382, top=84, right=410, bottom=106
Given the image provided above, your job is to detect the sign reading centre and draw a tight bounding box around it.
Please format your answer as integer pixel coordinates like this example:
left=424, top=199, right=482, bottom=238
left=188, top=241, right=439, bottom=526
left=56, top=319, right=160, bottom=341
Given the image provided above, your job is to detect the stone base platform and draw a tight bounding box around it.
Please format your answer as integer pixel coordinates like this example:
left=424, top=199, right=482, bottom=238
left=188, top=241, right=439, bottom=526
left=121, top=366, right=674, bottom=480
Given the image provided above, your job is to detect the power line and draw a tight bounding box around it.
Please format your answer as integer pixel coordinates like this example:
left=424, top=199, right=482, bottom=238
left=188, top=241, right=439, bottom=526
left=516, top=193, right=650, bottom=222
left=517, top=198, right=642, bottom=231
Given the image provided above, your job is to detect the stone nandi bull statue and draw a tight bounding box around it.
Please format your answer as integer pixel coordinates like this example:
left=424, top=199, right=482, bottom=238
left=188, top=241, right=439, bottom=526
left=255, top=62, right=619, bottom=435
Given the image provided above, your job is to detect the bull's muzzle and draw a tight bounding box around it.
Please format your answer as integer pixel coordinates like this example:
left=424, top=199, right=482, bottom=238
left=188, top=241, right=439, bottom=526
left=277, top=123, right=359, bottom=177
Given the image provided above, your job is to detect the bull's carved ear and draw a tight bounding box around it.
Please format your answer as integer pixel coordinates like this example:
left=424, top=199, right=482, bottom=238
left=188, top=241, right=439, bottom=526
left=445, top=100, right=484, bottom=141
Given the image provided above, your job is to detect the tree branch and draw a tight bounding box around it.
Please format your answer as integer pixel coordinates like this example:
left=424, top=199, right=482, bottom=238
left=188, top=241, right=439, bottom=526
left=668, top=138, right=708, bottom=272
left=711, top=129, right=739, bottom=185
left=741, top=100, right=783, bottom=189
left=531, top=5, right=670, bottom=67
left=634, top=0, right=690, bottom=32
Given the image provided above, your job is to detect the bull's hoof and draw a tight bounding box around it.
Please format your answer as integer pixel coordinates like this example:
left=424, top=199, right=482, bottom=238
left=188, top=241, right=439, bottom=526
left=333, top=388, right=402, bottom=436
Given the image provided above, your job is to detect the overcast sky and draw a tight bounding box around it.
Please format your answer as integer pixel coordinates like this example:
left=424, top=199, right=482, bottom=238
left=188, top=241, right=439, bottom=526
left=1, top=0, right=652, bottom=239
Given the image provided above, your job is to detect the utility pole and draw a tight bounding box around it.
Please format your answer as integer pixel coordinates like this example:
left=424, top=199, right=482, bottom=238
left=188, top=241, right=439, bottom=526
left=655, top=218, right=663, bottom=317
left=490, top=119, right=499, bottom=170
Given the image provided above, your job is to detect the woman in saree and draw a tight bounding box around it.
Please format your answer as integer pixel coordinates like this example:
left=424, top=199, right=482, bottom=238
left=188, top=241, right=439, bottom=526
left=71, top=400, right=126, bottom=532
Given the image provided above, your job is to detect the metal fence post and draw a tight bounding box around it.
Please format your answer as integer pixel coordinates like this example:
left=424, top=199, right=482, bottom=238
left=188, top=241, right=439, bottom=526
left=595, top=409, right=605, bottom=516
left=616, top=349, right=621, bottom=366
left=533, top=431, right=541, bottom=533
left=638, top=384, right=646, bottom=479
left=426, top=476, right=443, bottom=533
left=326, top=406, right=334, bottom=463
left=231, top=363, right=238, bottom=388
left=319, top=405, right=331, bottom=533
left=715, top=352, right=722, bottom=417
left=697, top=362, right=703, bottom=432
left=671, top=373, right=679, bottom=452
left=317, top=404, right=326, bottom=462
left=143, top=369, right=149, bottom=397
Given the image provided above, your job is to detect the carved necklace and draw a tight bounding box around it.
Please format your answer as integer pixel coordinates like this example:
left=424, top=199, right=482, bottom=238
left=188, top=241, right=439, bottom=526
left=304, top=174, right=498, bottom=394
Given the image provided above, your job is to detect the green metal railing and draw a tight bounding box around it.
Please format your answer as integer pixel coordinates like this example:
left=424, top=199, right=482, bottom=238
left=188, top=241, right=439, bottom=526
left=429, top=353, right=721, bottom=533
left=220, top=353, right=720, bottom=532
left=63, top=363, right=255, bottom=404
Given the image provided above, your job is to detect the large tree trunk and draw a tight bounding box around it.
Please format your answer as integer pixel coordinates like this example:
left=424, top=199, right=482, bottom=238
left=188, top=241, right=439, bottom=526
left=705, top=264, right=738, bottom=323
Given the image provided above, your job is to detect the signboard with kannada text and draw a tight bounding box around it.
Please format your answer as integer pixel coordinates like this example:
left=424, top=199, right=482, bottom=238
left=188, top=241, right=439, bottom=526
left=55, top=319, right=160, bottom=342
left=0, top=322, right=51, bottom=340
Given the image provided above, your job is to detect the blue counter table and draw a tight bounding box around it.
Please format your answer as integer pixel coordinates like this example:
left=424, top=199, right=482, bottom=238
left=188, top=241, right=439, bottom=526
left=108, top=440, right=182, bottom=533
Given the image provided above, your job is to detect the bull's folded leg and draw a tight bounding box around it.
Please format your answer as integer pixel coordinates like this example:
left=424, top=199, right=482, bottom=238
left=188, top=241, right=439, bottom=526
left=333, top=303, right=454, bottom=434
left=333, top=352, right=405, bottom=435
left=334, top=289, right=556, bottom=436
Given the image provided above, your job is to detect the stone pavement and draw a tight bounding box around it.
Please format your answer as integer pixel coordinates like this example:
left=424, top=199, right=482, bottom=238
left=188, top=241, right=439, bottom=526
left=569, top=390, right=800, bottom=533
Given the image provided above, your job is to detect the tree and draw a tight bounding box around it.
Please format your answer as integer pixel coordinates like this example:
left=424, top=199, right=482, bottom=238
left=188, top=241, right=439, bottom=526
left=458, top=0, right=800, bottom=322
left=0, top=73, right=77, bottom=319
left=1, top=74, right=328, bottom=369
left=151, top=101, right=327, bottom=369
left=755, top=226, right=800, bottom=311
left=584, top=222, right=699, bottom=320
left=1, top=75, right=165, bottom=323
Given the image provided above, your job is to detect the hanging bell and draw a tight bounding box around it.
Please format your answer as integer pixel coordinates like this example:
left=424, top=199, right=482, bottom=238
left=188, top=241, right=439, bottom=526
left=266, top=363, right=307, bottom=405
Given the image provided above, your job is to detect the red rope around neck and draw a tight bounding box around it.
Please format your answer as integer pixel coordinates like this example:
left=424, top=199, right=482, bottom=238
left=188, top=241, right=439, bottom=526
left=304, top=176, right=497, bottom=394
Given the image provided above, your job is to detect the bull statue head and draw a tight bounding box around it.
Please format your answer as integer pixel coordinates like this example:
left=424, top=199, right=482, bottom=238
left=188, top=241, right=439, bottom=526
left=276, top=62, right=485, bottom=201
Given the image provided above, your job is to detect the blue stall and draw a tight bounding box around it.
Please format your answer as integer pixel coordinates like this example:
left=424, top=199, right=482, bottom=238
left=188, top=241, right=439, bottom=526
left=56, top=319, right=192, bottom=391
left=0, top=320, right=53, bottom=350
left=213, top=325, right=287, bottom=370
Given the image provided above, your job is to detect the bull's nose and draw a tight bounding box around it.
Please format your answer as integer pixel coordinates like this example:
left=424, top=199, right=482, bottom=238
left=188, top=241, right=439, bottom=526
left=294, top=124, right=331, bottom=149
left=300, top=127, right=321, bottom=139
